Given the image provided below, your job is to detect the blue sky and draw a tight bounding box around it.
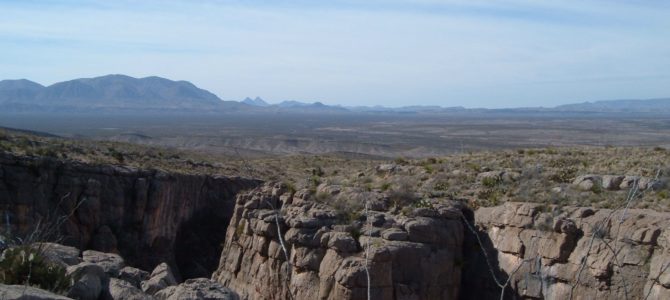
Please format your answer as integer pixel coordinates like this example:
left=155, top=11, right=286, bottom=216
left=1, top=0, right=668, bottom=108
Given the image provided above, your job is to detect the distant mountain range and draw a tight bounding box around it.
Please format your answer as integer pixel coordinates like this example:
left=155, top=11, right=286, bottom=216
left=553, top=98, right=670, bottom=113
left=0, top=74, right=245, bottom=112
left=1, top=74, right=668, bottom=114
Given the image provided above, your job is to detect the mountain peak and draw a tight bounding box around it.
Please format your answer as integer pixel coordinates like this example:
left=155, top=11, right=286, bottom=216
left=242, top=97, right=269, bottom=107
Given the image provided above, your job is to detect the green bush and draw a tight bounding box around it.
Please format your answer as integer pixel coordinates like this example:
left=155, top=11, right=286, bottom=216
left=548, top=166, right=578, bottom=183
left=380, top=182, right=392, bottom=191
left=434, top=181, right=449, bottom=191
left=0, top=246, right=71, bottom=293
left=394, top=157, right=408, bottom=165
left=481, top=177, right=500, bottom=188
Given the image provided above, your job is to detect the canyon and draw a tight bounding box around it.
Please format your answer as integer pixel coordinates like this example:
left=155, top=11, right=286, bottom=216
left=2, top=151, right=669, bottom=299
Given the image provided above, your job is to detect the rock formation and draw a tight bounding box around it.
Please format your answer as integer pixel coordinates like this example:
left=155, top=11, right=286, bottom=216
left=212, top=183, right=466, bottom=300
left=0, top=152, right=260, bottom=279
left=2, top=152, right=669, bottom=299
left=468, top=202, right=670, bottom=299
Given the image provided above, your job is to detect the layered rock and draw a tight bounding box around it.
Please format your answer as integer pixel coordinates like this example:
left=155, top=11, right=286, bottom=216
left=469, top=202, right=670, bottom=299
left=0, top=152, right=260, bottom=278
left=212, top=183, right=466, bottom=300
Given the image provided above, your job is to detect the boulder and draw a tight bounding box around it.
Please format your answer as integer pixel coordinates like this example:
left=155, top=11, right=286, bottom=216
left=381, top=228, right=408, bottom=241
left=376, top=164, right=397, bottom=174
left=601, top=175, right=624, bottom=190
left=154, top=278, right=238, bottom=300
left=31, top=242, right=81, bottom=267
left=82, top=250, right=125, bottom=276
left=141, top=263, right=177, bottom=295
left=0, top=284, right=72, bottom=300
left=326, top=232, right=359, bottom=253
left=107, top=278, right=152, bottom=300
left=573, top=175, right=601, bottom=191
left=66, top=262, right=109, bottom=300
left=119, top=266, right=150, bottom=288
left=477, top=171, right=503, bottom=182
left=620, top=176, right=640, bottom=189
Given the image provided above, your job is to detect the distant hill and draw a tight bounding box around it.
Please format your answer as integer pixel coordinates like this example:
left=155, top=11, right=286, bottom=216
left=242, top=97, right=269, bottom=107
left=0, top=79, right=45, bottom=102
left=554, top=98, right=670, bottom=113
left=1, top=75, right=668, bottom=114
left=274, top=101, right=348, bottom=112
left=0, top=74, right=248, bottom=112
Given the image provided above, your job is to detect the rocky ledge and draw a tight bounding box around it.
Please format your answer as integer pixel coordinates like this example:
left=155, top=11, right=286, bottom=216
left=470, top=202, right=670, bottom=299
left=212, top=183, right=467, bottom=299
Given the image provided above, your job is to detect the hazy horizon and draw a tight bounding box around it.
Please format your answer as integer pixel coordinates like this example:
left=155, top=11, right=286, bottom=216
left=2, top=0, right=669, bottom=108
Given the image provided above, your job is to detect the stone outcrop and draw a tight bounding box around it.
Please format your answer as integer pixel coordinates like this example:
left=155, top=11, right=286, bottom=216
left=573, top=174, right=663, bottom=191
left=0, top=152, right=260, bottom=279
left=469, top=202, right=670, bottom=299
left=212, top=183, right=466, bottom=300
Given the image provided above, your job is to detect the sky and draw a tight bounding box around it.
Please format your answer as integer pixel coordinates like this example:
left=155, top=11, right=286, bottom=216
left=0, top=0, right=669, bottom=108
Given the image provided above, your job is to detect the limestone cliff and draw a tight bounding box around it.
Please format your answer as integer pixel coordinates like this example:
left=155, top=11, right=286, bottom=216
left=0, top=152, right=260, bottom=279
left=212, top=183, right=466, bottom=299
left=468, top=202, right=670, bottom=299
left=214, top=184, right=670, bottom=299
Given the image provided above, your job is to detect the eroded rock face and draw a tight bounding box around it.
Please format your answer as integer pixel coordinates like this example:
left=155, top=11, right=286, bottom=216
left=0, top=152, right=260, bottom=279
left=212, top=183, right=466, bottom=300
left=469, top=202, right=670, bottom=299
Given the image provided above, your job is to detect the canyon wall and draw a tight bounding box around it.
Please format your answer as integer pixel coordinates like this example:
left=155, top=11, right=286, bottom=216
left=212, top=183, right=466, bottom=299
left=0, top=152, right=260, bottom=279
left=214, top=184, right=670, bottom=299
left=469, top=202, right=670, bottom=299
left=3, top=153, right=669, bottom=299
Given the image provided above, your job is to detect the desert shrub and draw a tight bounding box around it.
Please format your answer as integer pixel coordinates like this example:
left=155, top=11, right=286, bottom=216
left=413, top=199, right=432, bottom=208
left=477, top=189, right=503, bottom=206
left=394, top=157, right=408, bottom=165
left=284, top=181, right=297, bottom=195
left=107, top=147, right=124, bottom=163
left=548, top=166, right=578, bottom=183
left=0, top=246, right=71, bottom=293
left=434, top=181, right=449, bottom=191
left=388, top=181, right=419, bottom=208
left=348, top=227, right=362, bottom=241
left=380, top=182, right=391, bottom=191
left=35, top=147, right=58, bottom=158
left=310, top=176, right=321, bottom=187
left=315, top=192, right=332, bottom=203
left=481, top=177, right=500, bottom=188
left=0, top=141, right=10, bottom=152
left=466, top=162, right=481, bottom=173
left=311, top=166, right=325, bottom=177
left=590, top=184, right=603, bottom=194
